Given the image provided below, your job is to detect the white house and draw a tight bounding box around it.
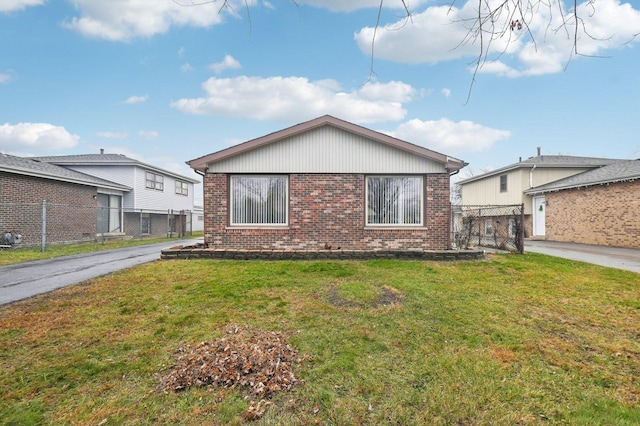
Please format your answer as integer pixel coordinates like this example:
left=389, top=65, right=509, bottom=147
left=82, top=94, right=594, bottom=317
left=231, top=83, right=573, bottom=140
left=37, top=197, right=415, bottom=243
left=34, top=151, right=200, bottom=237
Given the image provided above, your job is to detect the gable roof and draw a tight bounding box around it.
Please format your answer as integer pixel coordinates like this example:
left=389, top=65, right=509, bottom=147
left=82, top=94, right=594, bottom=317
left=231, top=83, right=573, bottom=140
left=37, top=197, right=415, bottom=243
left=187, top=115, right=467, bottom=173
left=0, top=153, right=131, bottom=191
left=33, top=153, right=199, bottom=183
left=525, top=159, right=640, bottom=195
left=458, top=155, right=621, bottom=185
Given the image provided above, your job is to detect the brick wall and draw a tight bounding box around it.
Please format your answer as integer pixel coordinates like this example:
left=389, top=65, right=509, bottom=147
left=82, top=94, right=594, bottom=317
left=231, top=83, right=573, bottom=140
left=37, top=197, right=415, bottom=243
left=545, top=180, right=640, bottom=248
left=203, top=173, right=452, bottom=250
left=1, top=172, right=97, bottom=246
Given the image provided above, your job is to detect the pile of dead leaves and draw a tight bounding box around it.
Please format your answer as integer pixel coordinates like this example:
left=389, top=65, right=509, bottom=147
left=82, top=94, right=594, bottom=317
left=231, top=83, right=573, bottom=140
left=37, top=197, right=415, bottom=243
left=158, top=324, right=304, bottom=398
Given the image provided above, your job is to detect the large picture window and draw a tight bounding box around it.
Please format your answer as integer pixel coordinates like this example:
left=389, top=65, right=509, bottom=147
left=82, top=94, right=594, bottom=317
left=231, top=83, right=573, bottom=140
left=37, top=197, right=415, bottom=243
left=230, top=176, right=288, bottom=226
left=366, top=176, right=423, bottom=226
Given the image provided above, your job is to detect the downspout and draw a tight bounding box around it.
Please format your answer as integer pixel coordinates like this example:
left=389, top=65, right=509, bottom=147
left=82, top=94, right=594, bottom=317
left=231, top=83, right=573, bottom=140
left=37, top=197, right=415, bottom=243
left=529, top=164, right=536, bottom=188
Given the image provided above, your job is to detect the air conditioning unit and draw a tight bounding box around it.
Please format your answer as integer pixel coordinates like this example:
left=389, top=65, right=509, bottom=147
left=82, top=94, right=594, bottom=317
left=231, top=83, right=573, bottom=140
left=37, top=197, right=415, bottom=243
left=2, top=232, right=23, bottom=246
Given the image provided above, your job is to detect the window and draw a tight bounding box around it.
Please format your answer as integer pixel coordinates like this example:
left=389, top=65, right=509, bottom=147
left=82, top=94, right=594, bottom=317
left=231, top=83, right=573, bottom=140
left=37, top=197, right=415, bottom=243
left=175, top=180, right=189, bottom=196
left=230, top=176, right=288, bottom=225
left=499, top=174, right=507, bottom=192
left=508, top=218, right=516, bottom=238
left=141, top=213, right=151, bottom=234
left=484, top=219, right=494, bottom=236
left=366, top=176, right=422, bottom=226
left=97, top=194, right=122, bottom=233
left=145, top=171, right=164, bottom=191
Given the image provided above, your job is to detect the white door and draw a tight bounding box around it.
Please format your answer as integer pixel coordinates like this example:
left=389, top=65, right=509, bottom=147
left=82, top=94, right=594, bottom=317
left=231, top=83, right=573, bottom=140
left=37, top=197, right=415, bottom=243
left=533, top=196, right=546, bottom=237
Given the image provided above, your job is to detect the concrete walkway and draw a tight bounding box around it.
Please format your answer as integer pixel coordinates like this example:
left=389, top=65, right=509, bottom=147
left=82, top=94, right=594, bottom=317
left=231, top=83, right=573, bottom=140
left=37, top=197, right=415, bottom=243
left=524, top=240, right=640, bottom=274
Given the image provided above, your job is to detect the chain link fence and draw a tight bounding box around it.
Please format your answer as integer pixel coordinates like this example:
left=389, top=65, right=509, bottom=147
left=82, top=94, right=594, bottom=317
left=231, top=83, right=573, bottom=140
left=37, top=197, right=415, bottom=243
left=452, top=204, right=524, bottom=253
left=1, top=201, right=192, bottom=251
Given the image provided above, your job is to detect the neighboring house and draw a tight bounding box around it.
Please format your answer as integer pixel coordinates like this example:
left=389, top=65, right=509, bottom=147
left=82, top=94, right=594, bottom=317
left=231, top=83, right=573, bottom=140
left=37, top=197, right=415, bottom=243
left=458, top=150, right=639, bottom=248
left=524, top=159, right=640, bottom=249
left=191, top=205, right=204, bottom=233
left=187, top=115, right=467, bottom=251
left=1, top=153, right=131, bottom=246
left=33, top=151, right=200, bottom=237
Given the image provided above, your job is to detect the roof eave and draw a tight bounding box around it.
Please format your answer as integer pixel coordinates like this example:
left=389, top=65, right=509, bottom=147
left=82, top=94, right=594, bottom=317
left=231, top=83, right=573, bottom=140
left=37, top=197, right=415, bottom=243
left=38, top=158, right=200, bottom=184
left=525, top=175, right=640, bottom=195
left=0, top=166, right=132, bottom=191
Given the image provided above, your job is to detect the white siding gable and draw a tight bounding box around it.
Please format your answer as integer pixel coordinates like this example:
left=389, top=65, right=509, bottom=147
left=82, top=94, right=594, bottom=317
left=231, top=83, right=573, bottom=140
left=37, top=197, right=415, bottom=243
left=65, top=164, right=193, bottom=211
left=134, top=167, right=194, bottom=211
left=208, top=126, right=446, bottom=174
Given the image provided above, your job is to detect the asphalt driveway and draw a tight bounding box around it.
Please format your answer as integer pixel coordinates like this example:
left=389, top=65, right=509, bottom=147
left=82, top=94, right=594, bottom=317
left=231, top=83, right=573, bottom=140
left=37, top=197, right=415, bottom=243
left=525, top=240, right=640, bottom=274
left=0, top=238, right=201, bottom=306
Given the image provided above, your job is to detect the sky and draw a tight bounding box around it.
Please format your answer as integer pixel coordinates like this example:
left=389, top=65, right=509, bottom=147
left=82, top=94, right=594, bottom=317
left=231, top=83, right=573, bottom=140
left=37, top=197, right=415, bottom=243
left=1, top=0, right=640, bottom=204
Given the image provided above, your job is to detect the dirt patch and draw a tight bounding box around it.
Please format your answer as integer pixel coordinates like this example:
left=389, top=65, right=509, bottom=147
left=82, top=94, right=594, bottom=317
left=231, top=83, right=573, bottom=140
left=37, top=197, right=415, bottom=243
left=326, top=284, right=403, bottom=309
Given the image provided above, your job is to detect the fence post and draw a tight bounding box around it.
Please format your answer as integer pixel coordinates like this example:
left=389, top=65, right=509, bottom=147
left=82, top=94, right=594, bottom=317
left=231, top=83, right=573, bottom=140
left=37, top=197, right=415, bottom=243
left=520, top=203, right=525, bottom=254
left=41, top=200, right=47, bottom=252
left=477, top=208, right=482, bottom=246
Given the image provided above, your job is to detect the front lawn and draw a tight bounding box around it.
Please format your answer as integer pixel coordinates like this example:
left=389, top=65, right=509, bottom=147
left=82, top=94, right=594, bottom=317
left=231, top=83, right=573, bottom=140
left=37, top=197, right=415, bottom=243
left=0, top=254, right=638, bottom=425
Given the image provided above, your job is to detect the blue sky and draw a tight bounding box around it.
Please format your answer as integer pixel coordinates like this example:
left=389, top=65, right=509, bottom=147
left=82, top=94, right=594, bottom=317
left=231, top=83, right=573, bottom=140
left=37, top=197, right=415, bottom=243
left=2, top=0, right=640, bottom=203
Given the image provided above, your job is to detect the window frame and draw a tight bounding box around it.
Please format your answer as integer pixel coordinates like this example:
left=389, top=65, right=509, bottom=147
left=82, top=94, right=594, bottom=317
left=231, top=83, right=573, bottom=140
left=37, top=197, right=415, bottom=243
left=145, top=171, right=164, bottom=191
left=499, top=174, right=507, bottom=192
left=365, top=175, right=424, bottom=227
left=175, top=180, right=189, bottom=196
left=484, top=219, right=494, bottom=236
left=229, top=175, right=289, bottom=227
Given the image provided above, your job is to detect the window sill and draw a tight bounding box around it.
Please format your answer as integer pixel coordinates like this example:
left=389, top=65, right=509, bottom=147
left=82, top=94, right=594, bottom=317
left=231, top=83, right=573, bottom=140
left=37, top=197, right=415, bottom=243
left=225, top=226, right=290, bottom=230
left=364, top=226, right=425, bottom=231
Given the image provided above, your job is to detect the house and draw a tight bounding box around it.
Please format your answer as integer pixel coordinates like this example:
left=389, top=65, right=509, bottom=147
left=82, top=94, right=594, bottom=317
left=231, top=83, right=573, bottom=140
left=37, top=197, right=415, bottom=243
left=1, top=153, right=131, bottom=246
left=524, top=159, right=640, bottom=249
left=458, top=150, right=639, bottom=248
left=187, top=115, right=467, bottom=251
left=33, top=151, right=200, bottom=238
left=191, top=205, right=204, bottom=233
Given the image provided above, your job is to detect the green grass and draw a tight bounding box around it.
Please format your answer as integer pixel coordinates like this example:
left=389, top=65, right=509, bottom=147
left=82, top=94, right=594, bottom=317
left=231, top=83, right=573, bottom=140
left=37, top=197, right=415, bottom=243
left=0, top=253, right=638, bottom=425
left=0, top=232, right=202, bottom=266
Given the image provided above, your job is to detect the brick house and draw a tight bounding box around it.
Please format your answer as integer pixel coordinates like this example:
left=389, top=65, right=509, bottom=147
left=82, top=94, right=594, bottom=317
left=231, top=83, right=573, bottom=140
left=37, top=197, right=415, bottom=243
left=1, top=153, right=130, bottom=246
left=187, top=115, right=467, bottom=251
left=524, top=159, right=640, bottom=249
left=458, top=151, right=622, bottom=238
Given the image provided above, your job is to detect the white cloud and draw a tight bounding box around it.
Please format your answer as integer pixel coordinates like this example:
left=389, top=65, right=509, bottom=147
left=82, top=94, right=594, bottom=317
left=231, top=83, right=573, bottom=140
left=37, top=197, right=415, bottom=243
left=209, top=54, right=242, bottom=74
left=0, top=123, right=79, bottom=151
left=138, top=130, right=159, bottom=140
left=441, top=88, right=451, bottom=98
left=354, top=4, right=480, bottom=65
left=297, top=0, right=428, bottom=13
left=63, top=0, right=230, bottom=41
left=171, top=76, right=414, bottom=123
left=97, top=131, right=128, bottom=139
left=355, top=0, right=640, bottom=77
left=388, top=118, right=511, bottom=154
left=0, top=73, right=11, bottom=83
left=180, top=63, right=194, bottom=72
left=0, top=0, right=44, bottom=13
left=122, top=95, right=148, bottom=104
